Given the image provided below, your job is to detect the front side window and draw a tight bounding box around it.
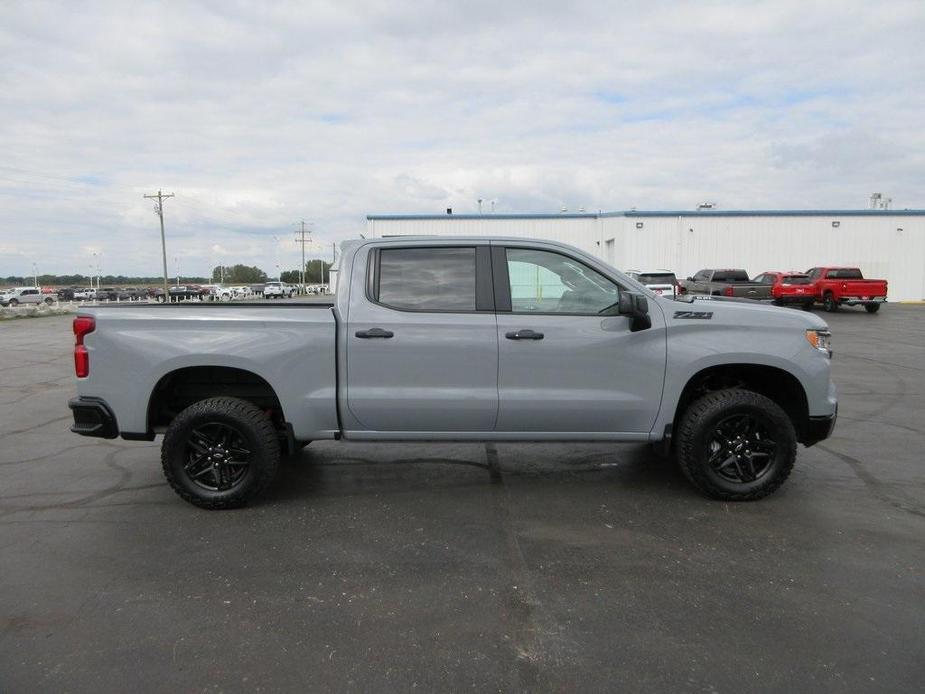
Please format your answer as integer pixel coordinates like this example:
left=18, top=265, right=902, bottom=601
left=377, top=247, right=476, bottom=311
left=505, top=248, right=619, bottom=314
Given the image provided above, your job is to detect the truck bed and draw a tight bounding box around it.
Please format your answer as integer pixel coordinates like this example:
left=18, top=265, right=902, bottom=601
left=76, top=304, right=339, bottom=441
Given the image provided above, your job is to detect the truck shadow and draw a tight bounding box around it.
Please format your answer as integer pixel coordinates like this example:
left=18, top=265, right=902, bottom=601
left=261, top=443, right=691, bottom=505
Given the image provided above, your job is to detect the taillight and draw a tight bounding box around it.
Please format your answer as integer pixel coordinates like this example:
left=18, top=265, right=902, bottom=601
left=723, top=286, right=734, bottom=296
left=73, top=315, right=95, bottom=378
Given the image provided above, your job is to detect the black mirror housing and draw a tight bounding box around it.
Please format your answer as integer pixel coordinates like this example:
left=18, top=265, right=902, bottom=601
left=618, top=292, right=651, bottom=332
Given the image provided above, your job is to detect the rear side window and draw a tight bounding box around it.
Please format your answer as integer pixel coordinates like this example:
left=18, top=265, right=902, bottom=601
left=827, top=268, right=864, bottom=279
left=712, top=270, right=749, bottom=282
left=377, top=247, right=476, bottom=311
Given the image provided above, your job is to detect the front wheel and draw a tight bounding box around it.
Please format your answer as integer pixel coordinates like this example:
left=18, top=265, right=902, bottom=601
left=8, top=299, right=18, bottom=306
left=161, top=397, right=280, bottom=509
left=865, top=303, right=881, bottom=314
left=823, top=293, right=838, bottom=312
left=676, top=389, right=797, bottom=501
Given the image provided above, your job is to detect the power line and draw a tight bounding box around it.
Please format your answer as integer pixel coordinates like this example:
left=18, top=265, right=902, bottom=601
left=143, top=190, right=175, bottom=296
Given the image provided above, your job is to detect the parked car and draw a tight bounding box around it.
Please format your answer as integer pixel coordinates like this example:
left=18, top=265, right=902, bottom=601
left=751, top=272, right=814, bottom=309
left=203, top=285, right=235, bottom=301
left=680, top=269, right=764, bottom=298
left=118, top=287, right=144, bottom=301
left=626, top=270, right=680, bottom=298
left=264, top=282, right=295, bottom=299
left=73, top=288, right=94, bottom=301
left=805, top=267, right=888, bottom=313
left=166, top=286, right=207, bottom=301
left=1, top=287, right=53, bottom=306
left=94, top=287, right=120, bottom=302
left=57, top=287, right=77, bottom=301
left=69, top=236, right=837, bottom=509
left=230, top=286, right=252, bottom=299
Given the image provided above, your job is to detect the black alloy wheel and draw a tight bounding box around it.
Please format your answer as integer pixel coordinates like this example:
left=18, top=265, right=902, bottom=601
left=161, top=397, right=280, bottom=509
left=676, top=388, right=797, bottom=500
left=705, top=414, right=777, bottom=484
left=183, top=422, right=253, bottom=492
left=823, top=293, right=838, bottom=312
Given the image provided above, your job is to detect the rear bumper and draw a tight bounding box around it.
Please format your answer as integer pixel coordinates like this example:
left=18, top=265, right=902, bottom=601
left=68, top=397, right=119, bottom=439
left=841, top=297, right=887, bottom=306
left=803, top=404, right=837, bottom=447
left=773, top=294, right=814, bottom=304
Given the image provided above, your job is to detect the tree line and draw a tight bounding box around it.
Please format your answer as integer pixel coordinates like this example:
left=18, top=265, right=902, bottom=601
left=4, top=261, right=334, bottom=287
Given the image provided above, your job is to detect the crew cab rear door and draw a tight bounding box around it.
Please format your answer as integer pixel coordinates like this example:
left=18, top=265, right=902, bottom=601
left=491, top=243, right=666, bottom=435
left=345, top=243, right=499, bottom=432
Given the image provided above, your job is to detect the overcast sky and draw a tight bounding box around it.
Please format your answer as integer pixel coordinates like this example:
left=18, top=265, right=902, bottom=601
left=1, top=0, right=923, bottom=278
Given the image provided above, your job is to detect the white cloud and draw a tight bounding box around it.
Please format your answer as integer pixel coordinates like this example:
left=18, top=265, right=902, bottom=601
left=1, top=0, right=923, bottom=275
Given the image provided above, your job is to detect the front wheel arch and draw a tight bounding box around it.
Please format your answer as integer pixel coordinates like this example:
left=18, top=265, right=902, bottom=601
left=671, top=364, right=810, bottom=445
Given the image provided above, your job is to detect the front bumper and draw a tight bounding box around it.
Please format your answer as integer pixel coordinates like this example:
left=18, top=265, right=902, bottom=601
left=68, top=397, right=119, bottom=439
left=803, top=404, right=837, bottom=447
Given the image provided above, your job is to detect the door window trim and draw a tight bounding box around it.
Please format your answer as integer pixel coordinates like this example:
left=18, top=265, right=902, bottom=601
left=365, top=244, right=495, bottom=314
left=491, top=244, right=627, bottom=316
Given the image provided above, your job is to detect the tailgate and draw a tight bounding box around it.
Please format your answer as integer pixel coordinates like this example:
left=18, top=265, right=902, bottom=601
left=841, top=280, right=887, bottom=297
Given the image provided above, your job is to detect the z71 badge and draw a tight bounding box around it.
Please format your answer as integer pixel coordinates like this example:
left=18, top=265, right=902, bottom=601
left=674, top=311, right=713, bottom=319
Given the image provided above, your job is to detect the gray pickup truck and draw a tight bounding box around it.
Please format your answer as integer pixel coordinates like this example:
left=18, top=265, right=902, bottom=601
left=69, top=236, right=837, bottom=509
left=682, top=269, right=766, bottom=299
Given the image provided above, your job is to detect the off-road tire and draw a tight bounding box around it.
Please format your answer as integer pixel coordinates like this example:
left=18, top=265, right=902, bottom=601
left=676, top=389, right=797, bottom=501
left=823, top=292, right=838, bottom=312
left=865, top=303, right=881, bottom=314
left=161, top=397, right=280, bottom=509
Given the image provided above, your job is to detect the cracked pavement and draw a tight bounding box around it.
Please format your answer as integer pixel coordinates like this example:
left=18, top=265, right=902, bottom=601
left=1, top=310, right=923, bottom=692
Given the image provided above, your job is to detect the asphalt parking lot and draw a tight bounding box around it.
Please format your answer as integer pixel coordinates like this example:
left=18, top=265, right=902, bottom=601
left=1, top=307, right=923, bottom=692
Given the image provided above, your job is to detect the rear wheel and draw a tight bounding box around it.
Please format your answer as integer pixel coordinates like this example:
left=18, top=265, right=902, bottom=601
left=865, top=303, right=881, bottom=314
left=43, top=297, right=53, bottom=305
left=161, top=397, right=280, bottom=509
left=823, top=292, right=838, bottom=312
left=676, top=389, right=796, bottom=501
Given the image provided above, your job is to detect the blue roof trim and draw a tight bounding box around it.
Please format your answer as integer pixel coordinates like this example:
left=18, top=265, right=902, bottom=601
left=621, top=209, right=925, bottom=217
left=368, top=209, right=925, bottom=221
left=368, top=213, right=600, bottom=220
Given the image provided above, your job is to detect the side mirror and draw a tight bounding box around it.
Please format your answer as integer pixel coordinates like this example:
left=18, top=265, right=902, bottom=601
left=618, top=292, right=651, bottom=332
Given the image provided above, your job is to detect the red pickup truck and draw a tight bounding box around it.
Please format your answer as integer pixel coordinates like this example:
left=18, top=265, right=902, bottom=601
left=805, top=267, right=888, bottom=313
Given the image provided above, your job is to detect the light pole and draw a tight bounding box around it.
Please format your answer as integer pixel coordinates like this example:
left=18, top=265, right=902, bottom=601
left=175, top=256, right=181, bottom=286
left=272, top=235, right=282, bottom=282
left=32, top=262, right=38, bottom=288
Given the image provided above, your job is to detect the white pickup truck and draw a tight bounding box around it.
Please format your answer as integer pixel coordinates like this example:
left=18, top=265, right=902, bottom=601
left=69, top=236, right=837, bottom=509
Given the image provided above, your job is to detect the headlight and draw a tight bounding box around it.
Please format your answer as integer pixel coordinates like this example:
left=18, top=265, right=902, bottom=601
left=805, top=329, right=832, bottom=357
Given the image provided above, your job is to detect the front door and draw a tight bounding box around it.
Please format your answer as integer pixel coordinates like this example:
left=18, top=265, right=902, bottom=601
left=493, top=244, right=666, bottom=434
left=345, top=244, right=499, bottom=432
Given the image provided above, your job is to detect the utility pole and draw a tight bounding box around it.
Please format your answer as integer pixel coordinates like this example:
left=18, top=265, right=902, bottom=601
left=294, top=220, right=312, bottom=291
left=144, top=189, right=175, bottom=296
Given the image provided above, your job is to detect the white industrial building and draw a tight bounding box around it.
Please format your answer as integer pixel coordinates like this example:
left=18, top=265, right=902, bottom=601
left=367, top=210, right=925, bottom=301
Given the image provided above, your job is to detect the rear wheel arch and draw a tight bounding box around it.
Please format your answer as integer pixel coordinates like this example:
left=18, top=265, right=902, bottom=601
left=672, top=364, right=810, bottom=443
left=147, top=366, right=286, bottom=435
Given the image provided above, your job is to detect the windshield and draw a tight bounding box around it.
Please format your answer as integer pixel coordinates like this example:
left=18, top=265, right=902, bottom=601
left=782, top=274, right=810, bottom=284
